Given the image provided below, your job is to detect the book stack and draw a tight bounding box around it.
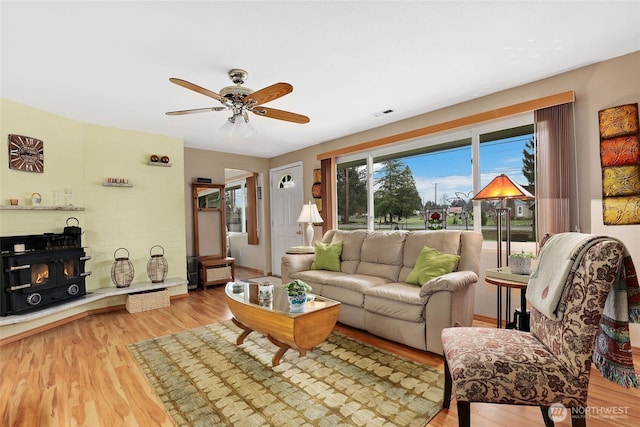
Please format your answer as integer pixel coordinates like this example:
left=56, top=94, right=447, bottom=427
left=485, top=267, right=530, bottom=284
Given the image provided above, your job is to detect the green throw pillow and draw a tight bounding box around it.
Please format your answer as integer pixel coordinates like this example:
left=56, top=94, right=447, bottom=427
left=310, top=240, right=343, bottom=272
left=406, top=246, right=460, bottom=285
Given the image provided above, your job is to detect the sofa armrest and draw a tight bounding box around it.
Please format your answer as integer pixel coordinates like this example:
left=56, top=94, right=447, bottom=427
left=423, top=270, right=478, bottom=354
left=281, top=254, right=315, bottom=284
left=419, top=270, right=479, bottom=297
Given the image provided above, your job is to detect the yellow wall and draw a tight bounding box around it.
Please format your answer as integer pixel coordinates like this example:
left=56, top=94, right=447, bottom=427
left=81, top=123, right=187, bottom=289
left=0, top=99, right=187, bottom=339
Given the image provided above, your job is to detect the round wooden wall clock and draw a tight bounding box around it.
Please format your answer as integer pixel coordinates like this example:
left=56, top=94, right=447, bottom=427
left=8, top=134, right=44, bottom=173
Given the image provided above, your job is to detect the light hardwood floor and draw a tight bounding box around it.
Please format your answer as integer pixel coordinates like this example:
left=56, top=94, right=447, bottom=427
left=1, top=268, right=639, bottom=426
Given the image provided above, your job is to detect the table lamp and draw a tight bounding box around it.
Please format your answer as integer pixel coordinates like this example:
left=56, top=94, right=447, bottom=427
left=297, top=201, right=323, bottom=247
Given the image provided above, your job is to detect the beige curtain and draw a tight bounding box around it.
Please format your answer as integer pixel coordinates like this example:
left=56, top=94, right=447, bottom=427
left=320, top=158, right=335, bottom=233
left=534, top=103, right=574, bottom=242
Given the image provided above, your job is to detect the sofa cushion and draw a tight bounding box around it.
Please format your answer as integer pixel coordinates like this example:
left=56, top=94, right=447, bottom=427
left=357, top=231, right=407, bottom=281
left=442, top=327, right=587, bottom=406
left=364, top=283, right=425, bottom=322
left=311, top=240, right=343, bottom=272
left=399, top=230, right=463, bottom=282
left=322, top=274, right=390, bottom=306
left=292, top=269, right=343, bottom=287
left=331, top=229, right=367, bottom=274
left=406, top=246, right=461, bottom=285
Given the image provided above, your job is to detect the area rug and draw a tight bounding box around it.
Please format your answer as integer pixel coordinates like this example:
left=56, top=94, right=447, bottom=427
left=129, top=320, right=443, bottom=427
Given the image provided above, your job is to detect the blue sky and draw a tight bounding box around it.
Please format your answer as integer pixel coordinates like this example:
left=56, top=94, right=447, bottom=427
left=399, top=135, right=532, bottom=205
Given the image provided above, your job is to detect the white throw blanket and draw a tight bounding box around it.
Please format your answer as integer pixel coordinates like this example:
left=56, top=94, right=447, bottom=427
left=526, top=233, right=602, bottom=320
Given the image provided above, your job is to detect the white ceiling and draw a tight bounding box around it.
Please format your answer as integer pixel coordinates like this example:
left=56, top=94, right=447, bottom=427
left=2, top=1, right=639, bottom=158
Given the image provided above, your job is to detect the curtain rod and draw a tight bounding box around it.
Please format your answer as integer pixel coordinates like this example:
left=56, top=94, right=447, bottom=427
left=317, top=90, right=575, bottom=161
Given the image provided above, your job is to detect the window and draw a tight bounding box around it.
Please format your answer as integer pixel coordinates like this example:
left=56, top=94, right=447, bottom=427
left=278, top=174, right=295, bottom=189
left=225, top=181, right=246, bottom=233
left=337, top=159, right=367, bottom=229
left=372, top=139, right=472, bottom=231
left=478, top=124, right=535, bottom=243
left=336, top=115, right=536, bottom=243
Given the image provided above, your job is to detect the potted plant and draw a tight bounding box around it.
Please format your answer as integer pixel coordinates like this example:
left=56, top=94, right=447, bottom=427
left=508, top=250, right=536, bottom=275
left=283, top=279, right=312, bottom=312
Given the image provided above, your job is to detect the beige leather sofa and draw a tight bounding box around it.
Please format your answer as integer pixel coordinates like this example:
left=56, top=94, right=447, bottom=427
left=281, top=229, right=483, bottom=355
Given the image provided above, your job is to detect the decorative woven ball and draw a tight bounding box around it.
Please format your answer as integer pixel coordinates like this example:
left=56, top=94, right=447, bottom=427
left=111, top=248, right=134, bottom=288
left=147, top=245, right=168, bottom=283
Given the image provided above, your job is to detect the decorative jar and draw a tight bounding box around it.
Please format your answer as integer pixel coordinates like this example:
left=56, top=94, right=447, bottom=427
left=258, top=282, right=274, bottom=301
left=31, top=192, right=42, bottom=206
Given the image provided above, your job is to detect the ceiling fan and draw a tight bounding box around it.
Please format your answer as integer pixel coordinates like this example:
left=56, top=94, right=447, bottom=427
left=166, top=69, right=310, bottom=129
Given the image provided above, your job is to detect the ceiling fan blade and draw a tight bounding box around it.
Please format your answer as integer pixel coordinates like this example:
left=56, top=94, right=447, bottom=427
left=244, top=82, right=293, bottom=106
left=165, top=107, right=227, bottom=116
left=169, top=78, right=228, bottom=103
left=252, top=106, right=310, bottom=124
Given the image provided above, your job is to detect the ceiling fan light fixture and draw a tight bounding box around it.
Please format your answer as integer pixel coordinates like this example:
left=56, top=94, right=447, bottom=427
left=220, top=111, right=256, bottom=139
left=168, top=68, right=310, bottom=130
left=219, top=85, right=254, bottom=99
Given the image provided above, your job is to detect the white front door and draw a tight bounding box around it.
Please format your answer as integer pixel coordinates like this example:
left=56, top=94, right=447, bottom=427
left=270, top=162, right=304, bottom=276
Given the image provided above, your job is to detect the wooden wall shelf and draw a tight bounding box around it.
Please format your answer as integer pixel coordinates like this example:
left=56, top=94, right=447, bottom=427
left=102, top=183, right=133, bottom=187
left=0, top=205, right=85, bottom=211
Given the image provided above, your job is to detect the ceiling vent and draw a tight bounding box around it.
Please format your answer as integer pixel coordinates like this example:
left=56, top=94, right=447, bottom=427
left=373, top=109, right=395, bottom=117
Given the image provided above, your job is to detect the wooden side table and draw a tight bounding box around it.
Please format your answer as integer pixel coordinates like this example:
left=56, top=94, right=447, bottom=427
left=485, top=268, right=530, bottom=331
left=198, top=256, right=235, bottom=290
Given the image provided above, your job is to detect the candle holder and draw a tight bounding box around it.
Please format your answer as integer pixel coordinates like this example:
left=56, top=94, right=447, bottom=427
left=111, top=248, right=134, bottom=288
left=147, top=245, right=168, bottom=283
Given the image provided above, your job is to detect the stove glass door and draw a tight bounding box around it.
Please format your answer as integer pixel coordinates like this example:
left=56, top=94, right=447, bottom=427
left=63, top=259, right=79, bottom=278
left=31, top=262, right=51, bottom=286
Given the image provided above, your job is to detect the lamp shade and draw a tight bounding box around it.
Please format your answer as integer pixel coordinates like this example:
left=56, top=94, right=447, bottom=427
left=220, top=112, right=256, bottom=139
left=472, top=174, right=534, bottom=201
left=297, top=201, right=323, bottom=224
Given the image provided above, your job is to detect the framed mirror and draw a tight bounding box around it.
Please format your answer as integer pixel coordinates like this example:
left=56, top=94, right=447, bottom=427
left=192, top=183, right=226, bottom=258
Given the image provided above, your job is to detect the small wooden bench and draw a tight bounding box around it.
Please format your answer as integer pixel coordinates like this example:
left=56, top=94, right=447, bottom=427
left=198, top=256, right=235, bottom=290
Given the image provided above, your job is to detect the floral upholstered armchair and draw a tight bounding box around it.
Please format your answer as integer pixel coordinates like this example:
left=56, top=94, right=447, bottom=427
left=441, top=237, right=629, bottom=427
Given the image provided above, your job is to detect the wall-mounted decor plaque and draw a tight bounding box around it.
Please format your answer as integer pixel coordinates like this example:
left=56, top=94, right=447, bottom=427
left=598, top=103, right=640, bottom=225
left=8, top=134, right=44, bottom=173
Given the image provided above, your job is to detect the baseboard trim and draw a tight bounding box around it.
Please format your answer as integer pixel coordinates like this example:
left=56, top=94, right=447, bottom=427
left=236, top=265, right=265, bottom=276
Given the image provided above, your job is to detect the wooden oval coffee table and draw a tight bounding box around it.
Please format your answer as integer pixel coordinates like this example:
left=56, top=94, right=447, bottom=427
left=224, top=281, right=340, bottom=366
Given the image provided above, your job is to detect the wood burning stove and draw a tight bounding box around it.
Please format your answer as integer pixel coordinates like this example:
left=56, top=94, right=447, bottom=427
left=1, top=232, right=91, bottom=316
